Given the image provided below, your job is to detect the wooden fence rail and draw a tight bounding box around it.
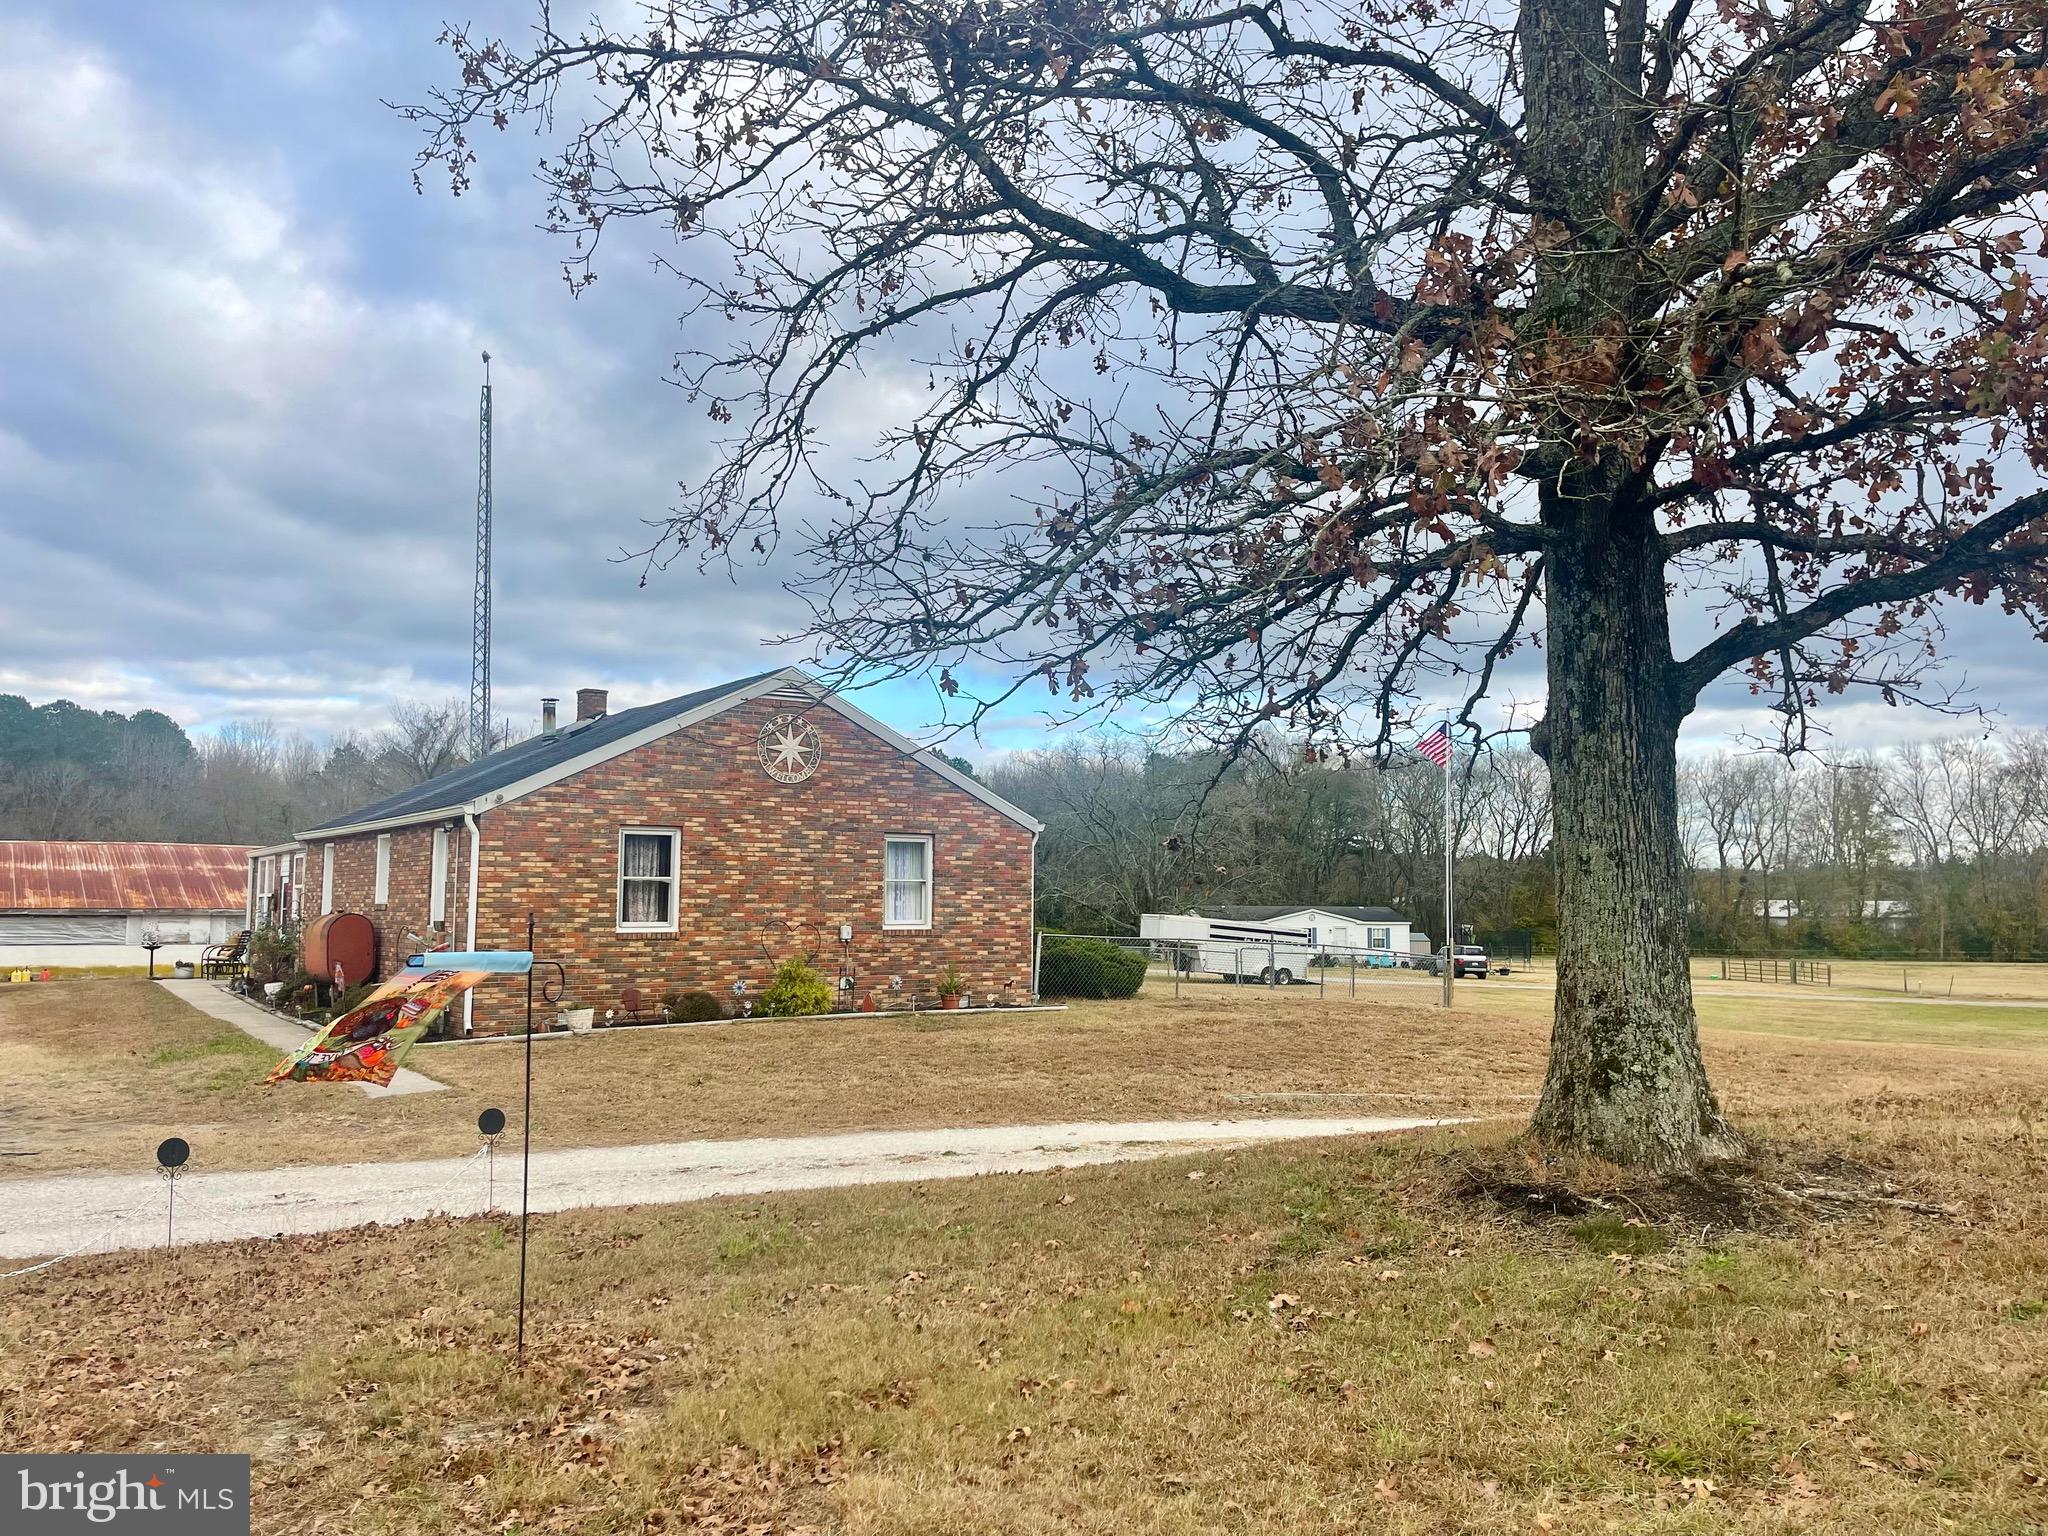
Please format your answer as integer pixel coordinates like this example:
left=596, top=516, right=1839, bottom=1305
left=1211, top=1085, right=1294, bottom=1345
left=1719, top=957, right=1832, bottom=987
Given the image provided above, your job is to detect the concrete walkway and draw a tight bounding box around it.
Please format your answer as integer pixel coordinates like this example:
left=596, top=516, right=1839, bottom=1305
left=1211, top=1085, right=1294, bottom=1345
left=154, top=979, right=448, bottom=1098
left=0, top=1115, right=1458, bottom=1261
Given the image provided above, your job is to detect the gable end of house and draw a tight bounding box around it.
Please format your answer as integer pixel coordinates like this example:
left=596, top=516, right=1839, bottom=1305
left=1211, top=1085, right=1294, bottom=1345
left=299, top=668, right=1041, bottom=841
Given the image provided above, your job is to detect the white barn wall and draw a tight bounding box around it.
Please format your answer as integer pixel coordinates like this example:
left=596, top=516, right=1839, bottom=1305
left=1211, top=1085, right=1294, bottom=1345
left=0, top=910, right=236, bottom=968
left=0, top=942, right=215, bottom=970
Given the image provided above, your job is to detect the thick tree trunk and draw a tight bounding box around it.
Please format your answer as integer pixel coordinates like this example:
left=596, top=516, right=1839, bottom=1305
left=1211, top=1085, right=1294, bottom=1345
left=1530, top=504, right=1742, bottom=1170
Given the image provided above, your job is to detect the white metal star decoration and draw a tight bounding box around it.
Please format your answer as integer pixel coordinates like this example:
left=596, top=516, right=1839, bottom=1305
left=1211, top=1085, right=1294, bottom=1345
left=758, top=713, right=822, bottom=783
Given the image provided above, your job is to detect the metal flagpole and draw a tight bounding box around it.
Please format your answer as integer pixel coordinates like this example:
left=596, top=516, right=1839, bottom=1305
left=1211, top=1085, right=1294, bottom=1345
left=1442, top=725, right=1454, bottom=1009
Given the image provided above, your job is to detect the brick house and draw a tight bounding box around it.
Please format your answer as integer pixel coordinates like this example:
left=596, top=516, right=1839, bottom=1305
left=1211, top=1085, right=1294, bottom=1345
left=256, top=669, right=1040, bottom=1033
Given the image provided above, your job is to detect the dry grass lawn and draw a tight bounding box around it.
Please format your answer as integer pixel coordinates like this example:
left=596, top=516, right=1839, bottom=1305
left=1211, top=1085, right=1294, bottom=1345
left=3, top=978, right=2043, bottom=1178
left=2, top=1056, right=2044, bottom=1532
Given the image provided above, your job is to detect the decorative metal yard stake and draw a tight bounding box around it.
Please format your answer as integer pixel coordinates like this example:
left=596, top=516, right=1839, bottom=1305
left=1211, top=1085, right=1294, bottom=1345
left=394, top=942, right=548, bottom=1361
left=156, top=1137, right=189, bottom=1246
left=478, top=1107, right=506, bottom=1211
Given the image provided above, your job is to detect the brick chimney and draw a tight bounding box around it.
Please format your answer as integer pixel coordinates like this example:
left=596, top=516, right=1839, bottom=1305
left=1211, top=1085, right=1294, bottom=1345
left=540, top=697, right=559, bottom=736
left=575, top=688, right=609, bottom=722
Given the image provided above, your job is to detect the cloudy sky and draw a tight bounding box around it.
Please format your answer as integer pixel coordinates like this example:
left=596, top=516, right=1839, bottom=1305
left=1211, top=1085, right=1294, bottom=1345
left=2, top=1, right=2042, bottom=760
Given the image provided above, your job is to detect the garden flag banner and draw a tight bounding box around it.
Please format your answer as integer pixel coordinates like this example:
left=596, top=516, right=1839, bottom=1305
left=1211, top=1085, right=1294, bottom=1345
left=266, top=966, right=489, bottom=1086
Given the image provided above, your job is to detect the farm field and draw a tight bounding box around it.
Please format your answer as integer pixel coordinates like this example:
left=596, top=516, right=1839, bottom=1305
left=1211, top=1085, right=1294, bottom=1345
left=1284, top=955, right=2048, bottom=1003
left=1330, top=972, right=2048, bottom=1049
left=0, top=976, right=2042, bottom=1178
left=2, top=1013, right=2044, bottom=1532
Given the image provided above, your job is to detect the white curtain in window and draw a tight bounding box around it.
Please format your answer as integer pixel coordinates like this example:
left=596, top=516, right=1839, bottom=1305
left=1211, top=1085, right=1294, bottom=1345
left=885, top=840, right=929, bottom=925
left=621, top=833, right=674, bottom=925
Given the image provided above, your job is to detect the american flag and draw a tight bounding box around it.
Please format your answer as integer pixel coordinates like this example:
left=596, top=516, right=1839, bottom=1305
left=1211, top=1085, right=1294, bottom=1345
left=1416, top=725, right=1452, bottom=767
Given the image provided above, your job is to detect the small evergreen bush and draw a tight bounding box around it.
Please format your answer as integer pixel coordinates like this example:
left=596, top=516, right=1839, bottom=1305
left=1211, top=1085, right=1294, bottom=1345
left=247, top=924, right=300, bottom=986
left=661, top=988, right=725, bottom=1023
left=1038, top=934, right=1147, bottom=999
left=759, top=957, right=836, bottom=1017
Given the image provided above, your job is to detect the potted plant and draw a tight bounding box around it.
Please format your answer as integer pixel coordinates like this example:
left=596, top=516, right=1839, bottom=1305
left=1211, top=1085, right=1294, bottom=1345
left=935, top=964, right=967, bottom=1010
left=556, top=998, right=596, bottom=1033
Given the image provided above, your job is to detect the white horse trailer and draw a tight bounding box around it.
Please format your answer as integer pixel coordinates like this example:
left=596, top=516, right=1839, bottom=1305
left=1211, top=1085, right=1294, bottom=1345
left=1138, top=913, right=1318, bottom=985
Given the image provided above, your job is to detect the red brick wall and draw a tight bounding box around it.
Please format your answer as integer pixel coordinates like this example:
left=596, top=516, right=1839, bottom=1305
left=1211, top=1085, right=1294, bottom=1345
left=303, top=820, right=465, bottom=987
left=456, top=697, right=1035, bottom=1032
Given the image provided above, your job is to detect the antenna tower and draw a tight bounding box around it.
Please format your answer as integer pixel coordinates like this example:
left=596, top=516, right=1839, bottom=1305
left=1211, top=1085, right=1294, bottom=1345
left=469, top=352, right=494, bottom=760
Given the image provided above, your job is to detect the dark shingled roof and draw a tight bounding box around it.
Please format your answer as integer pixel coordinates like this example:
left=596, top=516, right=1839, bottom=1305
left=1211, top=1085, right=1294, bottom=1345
left=1198, top=904, right=1411, bottom=924
left=305, top=670, right=782, bottom=834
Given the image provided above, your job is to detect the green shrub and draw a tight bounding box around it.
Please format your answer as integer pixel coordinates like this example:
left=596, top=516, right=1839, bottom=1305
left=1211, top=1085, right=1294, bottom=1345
left=1038, top=934, right=1147, bottom=999
left=662, top=989, right=724, bottom=1023
left=759, top=957, right=836, bottom=1017
left=247, top=924, right=300, bottom=986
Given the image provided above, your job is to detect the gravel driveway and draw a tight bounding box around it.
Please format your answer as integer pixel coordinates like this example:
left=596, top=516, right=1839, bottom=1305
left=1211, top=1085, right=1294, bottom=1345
left=0, top=1115, right=1455, bottom=1261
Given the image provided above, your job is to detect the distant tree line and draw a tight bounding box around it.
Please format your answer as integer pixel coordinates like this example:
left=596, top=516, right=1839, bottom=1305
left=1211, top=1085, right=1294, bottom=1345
left=0, top=695, right=476, bottom=845
left=7, top=689, right=2042, bottom=957
left=1682, top=735, right=2048, bottom=961
left=988, top=734, right=2048, bottom=960
left=983, top=742, right=1555, bottom=948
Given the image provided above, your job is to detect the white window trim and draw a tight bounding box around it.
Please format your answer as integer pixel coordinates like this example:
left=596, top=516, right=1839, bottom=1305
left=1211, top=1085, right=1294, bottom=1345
left=882, top=834, right=934, bottom=931
left=374, top=833, right=392, bottom=905
left=616, top=827, right=682, bottom=933
left=321, top=845, right=335, bottom=915
left=429, top=827, right=450, bottom=925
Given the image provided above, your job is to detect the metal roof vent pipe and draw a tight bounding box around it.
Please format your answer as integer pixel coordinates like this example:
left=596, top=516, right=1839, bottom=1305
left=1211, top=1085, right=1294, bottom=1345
left=540, top=697, right=559, bottom=737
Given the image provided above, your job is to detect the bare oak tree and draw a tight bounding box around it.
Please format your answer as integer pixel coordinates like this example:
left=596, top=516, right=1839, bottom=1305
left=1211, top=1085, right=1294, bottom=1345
left=407, top=0, right=2048, bottom=1167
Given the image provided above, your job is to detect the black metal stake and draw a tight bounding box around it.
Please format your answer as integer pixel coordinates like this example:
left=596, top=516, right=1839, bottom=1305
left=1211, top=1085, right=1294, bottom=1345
left=518, top=911, right=535, bottom=1362
left=156, top=1137, right=189, bottom=1247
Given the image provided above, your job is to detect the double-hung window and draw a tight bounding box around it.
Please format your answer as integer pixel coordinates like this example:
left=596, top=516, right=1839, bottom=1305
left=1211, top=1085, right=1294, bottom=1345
left=618, top=828, right=681, bottom=932
left=883, top=836, right=933, bottom=929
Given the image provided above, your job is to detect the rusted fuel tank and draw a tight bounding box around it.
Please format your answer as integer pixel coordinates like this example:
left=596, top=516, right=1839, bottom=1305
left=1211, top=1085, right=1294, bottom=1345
left=303, top=911, right=378, bottom=989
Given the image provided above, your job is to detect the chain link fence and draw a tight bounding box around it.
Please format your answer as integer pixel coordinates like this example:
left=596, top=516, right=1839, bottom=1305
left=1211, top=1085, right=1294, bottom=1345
left=1033, top=932, right=1536, bottom=1000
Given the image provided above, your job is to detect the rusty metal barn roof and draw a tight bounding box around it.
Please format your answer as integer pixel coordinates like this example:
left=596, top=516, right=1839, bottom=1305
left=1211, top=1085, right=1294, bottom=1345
left=0, top=841, right=254, bottom=914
